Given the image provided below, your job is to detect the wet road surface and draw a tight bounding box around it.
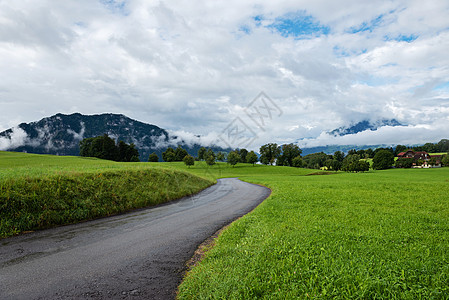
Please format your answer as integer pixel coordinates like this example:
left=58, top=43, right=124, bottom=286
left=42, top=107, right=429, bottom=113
left=0, top=178, right=270, bottom=299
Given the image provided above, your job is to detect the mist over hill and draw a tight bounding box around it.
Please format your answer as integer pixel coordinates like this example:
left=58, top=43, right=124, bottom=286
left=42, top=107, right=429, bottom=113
left=0, top=113, right=227, bottom=160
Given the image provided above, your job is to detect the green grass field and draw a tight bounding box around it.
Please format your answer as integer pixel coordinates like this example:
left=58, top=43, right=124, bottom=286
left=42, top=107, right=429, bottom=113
left=175, top=162, right=449, bottom=299
left=2, top=152, right=448, bottom=298
left=0, top=152, right=213, bottom=238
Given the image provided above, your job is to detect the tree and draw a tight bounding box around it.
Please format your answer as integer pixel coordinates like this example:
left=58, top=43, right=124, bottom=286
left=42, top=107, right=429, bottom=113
left=148, top=152, right=159, bottom=162
left=348, top=149, right=357, bottom=156
left=238, top=148, right=248, bottom=163
left=205, top=153, right=216, bottom=166
left=436, top=139, right=449, bottom=152
left=79, top=137, right=95, bottom=157
left=217, top=152, right=226, bottom=161
left=246, top=151, right=258, bottom=166
left=292, top=156, right=303, bottom=168
left=88, top=134, right=118, bottom=161
left=117, top=141, right=139, bottom=162
left=227, top=151, right=241, bottom=167
left=175, top=146, right=188, bottom=161
left=374, top=147, right=394, bottom=156
left=441, top=154, right=449, bottom=167
left=278, top=144, right=302, bottom=167
left=130, top=155, right=140, bottom=162
left=394, top=145, right=407, bottom=156
left=429, top=156, right=439, bottom=166
left=342, top=154, right=369, bottom=172
left=422, top=142, right=437, bottom=153
left=198, top=147, right=206, bottom=160
left=259, top=143, right=281, bottom=165
left=79, top=135, right=138, bottom=162
left=342, top=154, right=360, bottom=172
left=333, top=151, right=345, bottom=162
left=356, top=149, right=366, bottom=158
left=324, top=159, right=334, bottom=170
left=372, top=150, right=394, bottom=170
left=183, top=155, right=195, bottom=168
left=395, top=158, right=414, bottom=168
left=329, top=159, right=342, bottom=171
left=117, top=141, right=128, bottom=161
left=203, top=148, right=216, bottom=165
left=302, top=152, right=329, bottom=169
left=162, top=147, right=176, bottom=162
left=365, top=148, right=374, bottom=158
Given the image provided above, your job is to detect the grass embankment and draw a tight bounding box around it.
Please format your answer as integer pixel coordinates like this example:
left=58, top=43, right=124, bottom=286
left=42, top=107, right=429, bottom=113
left=175, top=162, right=449, bottom=299
left=0, top=152, right=213, bottom=238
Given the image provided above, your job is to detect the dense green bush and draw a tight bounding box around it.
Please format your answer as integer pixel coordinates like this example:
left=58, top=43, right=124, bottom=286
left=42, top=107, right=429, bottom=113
left=373, top=150, right=394, bottom=170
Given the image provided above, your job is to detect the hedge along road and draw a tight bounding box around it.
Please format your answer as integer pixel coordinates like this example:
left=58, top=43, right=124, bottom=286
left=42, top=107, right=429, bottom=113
left=0, top=178, right=270, bottom=300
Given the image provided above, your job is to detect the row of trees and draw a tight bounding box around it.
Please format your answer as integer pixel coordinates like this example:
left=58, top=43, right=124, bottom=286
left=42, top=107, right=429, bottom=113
left=344, top=139, right=449, bottom=158
left=79, top=134, right=140, bottom=162
left=256, top=143, right=398, bottom=172
left=150, top=141, right=449, bottom=171
left=148, top=146, right=260, bottom=168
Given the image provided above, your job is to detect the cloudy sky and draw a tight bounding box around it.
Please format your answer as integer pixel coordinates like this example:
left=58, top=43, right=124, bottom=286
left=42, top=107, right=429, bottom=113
left=1, top=0, right=448, bottom=150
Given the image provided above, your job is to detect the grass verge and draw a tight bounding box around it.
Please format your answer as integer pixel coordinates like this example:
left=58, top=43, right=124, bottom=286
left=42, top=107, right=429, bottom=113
left=0, top=152, right=213, bottom=238
left=176, top=163, right=449, bottom=299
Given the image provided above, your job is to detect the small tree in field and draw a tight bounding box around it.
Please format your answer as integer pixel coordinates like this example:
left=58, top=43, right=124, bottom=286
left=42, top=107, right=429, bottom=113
left=175, top=146, right=188, bottom=161
left=183, top=155, right=195, bottom=168
left=198, top=147, right=206, bottom=160
left=227, top=151, right=241, bottom=167
left=205, top=152, right=216, bottom=166
left=148, top=152, right=159, bottom=162
left=162, top=148, right=176, bottom=162
left=246, top=151, right=258, bottom=166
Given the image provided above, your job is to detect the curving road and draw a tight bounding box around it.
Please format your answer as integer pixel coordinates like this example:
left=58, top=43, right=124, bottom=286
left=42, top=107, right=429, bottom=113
left=0, top=178, right=270, bottom=300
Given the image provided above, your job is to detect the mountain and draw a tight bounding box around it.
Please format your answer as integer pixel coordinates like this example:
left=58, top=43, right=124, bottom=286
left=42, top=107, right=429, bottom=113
left=329, top=119, right=402, bottom=136
left=0, top=113, right=227, bottom=161
left=298, top=119, right=404, bottom=155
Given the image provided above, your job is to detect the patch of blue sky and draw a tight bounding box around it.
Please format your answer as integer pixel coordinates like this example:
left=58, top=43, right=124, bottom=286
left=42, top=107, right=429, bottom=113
left=238, top=25, right=252, bottom=35
left=100, top=0, right=128, bottom=16
left=253, top=15, right=263, bottom=27
left=333, top=46, right=367, bottom=58
left=384, top=34, right=418, bottom=42
left=267, top=11, right=330, bottom=38
left=433, top=81, right=449, bottom=91
left=348, top=14, right=384, bottom=34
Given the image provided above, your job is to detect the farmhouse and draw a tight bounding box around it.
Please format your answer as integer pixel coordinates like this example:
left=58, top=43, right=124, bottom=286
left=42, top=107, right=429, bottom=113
left=397, top=150, right=441, bottom=168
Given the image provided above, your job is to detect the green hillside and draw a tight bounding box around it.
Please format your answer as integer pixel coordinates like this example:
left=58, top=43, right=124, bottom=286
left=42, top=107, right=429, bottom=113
left=0, top=151, right=213, bottom=238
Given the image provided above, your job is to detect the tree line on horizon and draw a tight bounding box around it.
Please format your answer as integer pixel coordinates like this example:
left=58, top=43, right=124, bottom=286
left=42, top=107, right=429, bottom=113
left=79, top=135, right=449, bottom=171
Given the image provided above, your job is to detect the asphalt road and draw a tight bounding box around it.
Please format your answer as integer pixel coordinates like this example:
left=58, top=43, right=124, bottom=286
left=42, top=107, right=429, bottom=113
left=0, top=178, right=270, bottom=300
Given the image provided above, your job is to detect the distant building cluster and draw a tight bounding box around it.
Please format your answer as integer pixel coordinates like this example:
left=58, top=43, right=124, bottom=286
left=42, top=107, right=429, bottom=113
left=396, top=150, right=442, bottom=168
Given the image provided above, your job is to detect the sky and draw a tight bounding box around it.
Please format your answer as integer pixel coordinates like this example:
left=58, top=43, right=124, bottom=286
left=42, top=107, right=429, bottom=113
left=1, top=0, right=449, bottom=150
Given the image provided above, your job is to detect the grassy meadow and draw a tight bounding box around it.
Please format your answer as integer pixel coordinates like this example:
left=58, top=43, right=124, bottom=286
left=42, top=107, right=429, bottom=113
left=175, top=162, right=449, bottom=299
left=1, top=151, right=448, bottom=298
left=0, top=151, right=213, bottom=238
